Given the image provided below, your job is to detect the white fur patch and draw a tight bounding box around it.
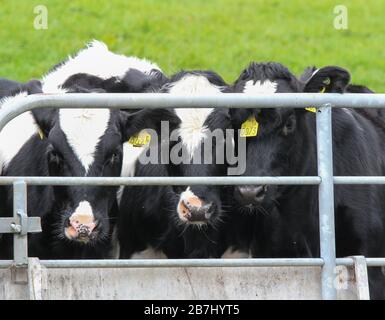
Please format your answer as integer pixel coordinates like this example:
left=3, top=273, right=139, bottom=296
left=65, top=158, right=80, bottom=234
left=41, top=40, right=161, bottom=93
left=120, top=142, right=148, bottom=177
left=169, top=75, right=222, bottom=156
left=0, top=93, right=40, bottom=173
left=59, top=108, right=110, bottom=172
left=71, top=201, right=94, bottom=218
left=221, top=247, right=251, bottom=259
left=116, top=142, right=148, bottom=205
left=130, top=246, right=167, bottom=259
left=243, top=80, right=277, bottom=94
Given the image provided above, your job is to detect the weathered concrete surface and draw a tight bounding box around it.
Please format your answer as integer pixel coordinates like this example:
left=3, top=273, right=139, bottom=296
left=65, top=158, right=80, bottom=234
left=0, top=268, right=29, bottom=299
left=0, top=264, right=365, bottom=299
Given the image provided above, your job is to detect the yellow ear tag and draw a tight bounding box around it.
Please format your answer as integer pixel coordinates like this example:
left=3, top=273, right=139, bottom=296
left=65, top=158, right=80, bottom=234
left=305, top=86, right=326, bottom=113
left=128, top=130, right=151, bottom=147
left=37, top=128, right=45, bottom=140
left=305, top=107, right=317, bottom=113
left=240, top=116, right=259, bottom=137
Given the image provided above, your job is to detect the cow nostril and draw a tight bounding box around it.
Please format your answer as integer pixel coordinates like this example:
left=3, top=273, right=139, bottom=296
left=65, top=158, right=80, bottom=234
left=203, top=203, right=214, bottom=219
left=236, top=185, right=266, bottom=204
left=255, top=185, right=266, bottom=197
left=254, top=185, right=266, bottom=202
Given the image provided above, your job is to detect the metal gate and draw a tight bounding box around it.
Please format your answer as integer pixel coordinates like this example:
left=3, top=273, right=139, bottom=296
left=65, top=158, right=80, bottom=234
left=1, top=93, right=385, bottom=300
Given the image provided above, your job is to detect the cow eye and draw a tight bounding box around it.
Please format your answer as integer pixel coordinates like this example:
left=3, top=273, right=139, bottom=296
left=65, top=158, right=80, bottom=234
left=282, top=115, right=296, bottom=135
left=110, top=153, right=117, bottom=164
left=105, top=152, right=119, bottom=166
left=47, top=148, right=63, bottom=168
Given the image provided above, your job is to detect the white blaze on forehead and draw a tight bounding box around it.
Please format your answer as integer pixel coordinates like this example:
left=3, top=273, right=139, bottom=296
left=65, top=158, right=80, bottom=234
left=169, top=75, right=223, bottom=156
left=0, top=93, right=40, bottom=174
left=71, top=201, right=94, bottom=218
left=59, top=108, right=110, bottom=172
left=42, top=40, right=161, bottom=93
left=243, top=79, right=277, bottom=94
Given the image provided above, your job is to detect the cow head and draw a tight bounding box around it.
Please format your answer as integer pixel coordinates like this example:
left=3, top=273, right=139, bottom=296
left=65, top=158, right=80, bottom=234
left=160, top=70, right=232, bottom=227
left=230, top=62, right=350, bottom=211
left=32, top=89, right=172, bottom=245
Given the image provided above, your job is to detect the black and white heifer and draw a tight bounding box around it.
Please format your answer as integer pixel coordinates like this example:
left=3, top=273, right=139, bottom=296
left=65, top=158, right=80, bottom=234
left=0, top=40, right=169, bottom=259
left=228, top=61, right=385, bottom=299
left=118, top=70, right=234, bottom=258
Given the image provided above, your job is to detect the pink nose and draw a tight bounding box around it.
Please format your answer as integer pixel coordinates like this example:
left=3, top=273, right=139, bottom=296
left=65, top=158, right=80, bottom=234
left=68, top=214, right=96, bottom=237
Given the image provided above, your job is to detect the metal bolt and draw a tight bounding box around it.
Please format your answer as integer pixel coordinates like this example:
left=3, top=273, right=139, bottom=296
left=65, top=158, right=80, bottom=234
left=10, top=223, right=21, bottom=233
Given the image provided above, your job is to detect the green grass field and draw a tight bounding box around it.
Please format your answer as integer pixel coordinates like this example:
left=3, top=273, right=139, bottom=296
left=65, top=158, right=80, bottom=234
left=0, top=0, right=384, bottom=90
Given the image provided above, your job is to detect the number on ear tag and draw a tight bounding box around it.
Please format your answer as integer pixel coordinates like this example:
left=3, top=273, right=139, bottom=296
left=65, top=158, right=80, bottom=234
left=240, top=116, right=259, bottom=137
left=128, top=130, right=151, bottom=147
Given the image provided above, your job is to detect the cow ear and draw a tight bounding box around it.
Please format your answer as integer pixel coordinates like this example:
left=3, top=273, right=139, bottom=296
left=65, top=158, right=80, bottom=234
left=23, top=79, right=42, bottom=95
left=345, top=84, right=374, bottom=93
left=229, top=105, right=264, bottom=129
left=299, top=66, right=317, bottom=83
left=23, top=81, right=55, bottom=139
left=65, top=86, right=106, bottom=93
left=303, top=66, right=350, bottom=93
left=119, top=109, right=179, bottom=142
left=118, top=69, right=169, bottom=93
left=31, top=109, right=57, bottom=138
left=229, top=108, right=254, bottom=130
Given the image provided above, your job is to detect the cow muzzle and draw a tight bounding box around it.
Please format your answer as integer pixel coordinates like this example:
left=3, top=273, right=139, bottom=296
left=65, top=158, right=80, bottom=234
left=177, top=192, right=214, bottom=224
left=234, top=185, right=267, bottom=206
left=64, top=213, right=97, bottom=243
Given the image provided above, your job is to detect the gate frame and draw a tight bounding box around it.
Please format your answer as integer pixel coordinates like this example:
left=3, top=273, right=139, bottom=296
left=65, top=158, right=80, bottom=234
left=1, top=92, right=385, bottom=300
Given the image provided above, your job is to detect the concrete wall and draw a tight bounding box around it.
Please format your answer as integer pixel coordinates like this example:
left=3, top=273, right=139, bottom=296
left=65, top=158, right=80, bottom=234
left=0, top=264, right=365, bottom=300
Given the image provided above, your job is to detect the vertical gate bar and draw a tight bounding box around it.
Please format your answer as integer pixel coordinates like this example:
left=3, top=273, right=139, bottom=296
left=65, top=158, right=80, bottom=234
left=316, top=104, right=337, bottom=300
left=13, top=180, right=28, bottom=266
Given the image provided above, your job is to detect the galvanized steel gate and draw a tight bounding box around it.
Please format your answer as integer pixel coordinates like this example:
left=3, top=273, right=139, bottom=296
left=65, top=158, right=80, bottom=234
left=1, top=93, right=385, bottom=300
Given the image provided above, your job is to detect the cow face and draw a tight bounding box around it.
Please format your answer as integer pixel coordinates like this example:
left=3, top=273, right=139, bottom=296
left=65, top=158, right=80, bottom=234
left=32, top=98, right=169, bottom=245
left=230, top=62, right=350, bottom=211
left=161, top=71, right=231, bottom=226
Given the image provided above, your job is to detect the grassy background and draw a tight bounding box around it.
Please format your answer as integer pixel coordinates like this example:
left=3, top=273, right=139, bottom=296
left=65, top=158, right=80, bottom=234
left=0, top=0, right=384, bottom=90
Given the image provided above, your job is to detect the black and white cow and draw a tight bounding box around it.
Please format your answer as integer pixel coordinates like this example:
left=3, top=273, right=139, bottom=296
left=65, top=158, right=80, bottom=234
left=0, top=40, right=169, bottom=259
left=118, top=70, right=235, bottom=259
left=228, top=61, right=385, bottom=299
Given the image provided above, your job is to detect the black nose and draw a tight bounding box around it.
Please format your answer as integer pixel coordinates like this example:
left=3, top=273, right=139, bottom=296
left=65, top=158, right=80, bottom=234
left=189, top=202, right=214, bottom=222
left=234, top=185, right=267, bottom=205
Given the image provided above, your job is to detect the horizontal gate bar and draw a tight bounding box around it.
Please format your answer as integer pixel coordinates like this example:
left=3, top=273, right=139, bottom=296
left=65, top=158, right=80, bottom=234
left=2, top=176, right=385, bottom=186
left=2, top=93, right=385, bottom=133
left=337, top=258, right=385, bottom=267
left=1, top=258, right=385, bottom=269
left=32, top=258, right=328, bottom=268
left=0, top=176, right=321, bottom=186
left=334, top=177, right=385, bottom=184
left=0, top=217, right=41, bottom=234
